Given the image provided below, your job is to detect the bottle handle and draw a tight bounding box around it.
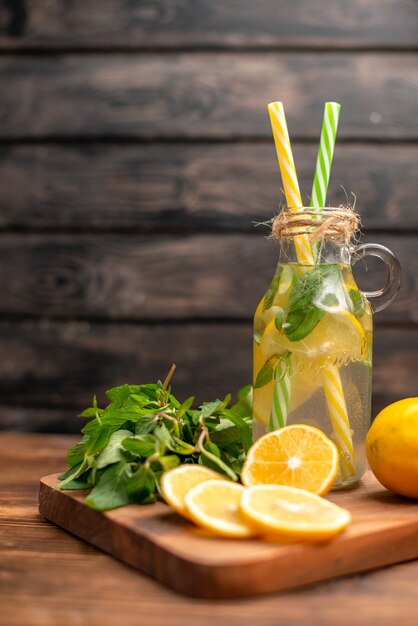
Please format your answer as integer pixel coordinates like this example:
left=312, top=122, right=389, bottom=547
left=351, top=243, right=401, bottom=313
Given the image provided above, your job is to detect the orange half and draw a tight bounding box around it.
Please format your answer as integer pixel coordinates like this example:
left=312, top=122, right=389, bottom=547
left=241, top=424, right=339, bottom=495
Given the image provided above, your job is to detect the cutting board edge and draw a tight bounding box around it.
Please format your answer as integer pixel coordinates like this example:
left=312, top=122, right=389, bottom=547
left=39, top=473, right=418, bottom=599
left=39, top=473, right=217, bottom=597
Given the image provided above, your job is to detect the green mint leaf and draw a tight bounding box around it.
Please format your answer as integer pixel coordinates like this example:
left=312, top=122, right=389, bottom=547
left=81, top=417, right=101, bottom=436
left=128, top=384, right=159, bottom=402
left=274, top=307, right=285, bottom=330
left=170, top=436, right=196, bottom=455
left=57, top=465, right=92, bottom=489
left=105, top=383, right=132, bottom=406
left=284, top=306, right=325, bottom=341
left=57, top=456, right=91, bottom=489
left=58, top=465, right=82, bottom=481
left=87, top=425, right=112, bottom=456
left=222, top=393, right=232, bottom=407
left=200, top=442, right=237, bottom=481
left=349, top=288, right=366, bottom=318
left=204, top=440, right=221, bottom=457
left=60, top=425, right=112, bottom=488
left=284, top=265, right=341, bottom=342
left=67, top=436, right=89, bottom=468
left=224, top=455, right=244, bottom=476
left=262, top=268, right=282, bottom=311
left=78, top=395, right=104, bottom=419
left=210, top=422, right=242, bottom=447
left=154, top=423, right=174, bottom=453
left=96, top=429, right=132, bottom=469
left=79, top=406, right=104, bottom=419
left=166, top=391, right=181, bottom=410
left=254, top=360, right=273, bottom=388
left=231, top=385, right=253, bottom=417
left=59, top=476, right=91, bottom=491
left=219, top=408, right=252, bottom=452
left=121, top=434, right=157, bottom=458
left=135, top=416, right=156, bottom=435
left=198, top=399, right=227, bottom=419
left=126, top=465, right=156, bottom=504
left=101, top=405, right=159, bottom=428
left=85, top=462, right=130, bottom=511
left=156, top=455, right=181, bottom=472
left=176, top=396, right=195, bottom=420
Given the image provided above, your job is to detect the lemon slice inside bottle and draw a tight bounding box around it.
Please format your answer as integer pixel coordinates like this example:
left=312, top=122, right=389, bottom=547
left=261, top=308, right=366, bottom=367
left=254, top=265, right=295, bottom=343
left=254, top=302, right=284, bottom=344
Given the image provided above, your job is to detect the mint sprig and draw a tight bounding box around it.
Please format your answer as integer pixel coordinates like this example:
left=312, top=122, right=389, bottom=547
left=57, top=366, right=253, bottom=511
left=283, top=265, right=342, bottom=341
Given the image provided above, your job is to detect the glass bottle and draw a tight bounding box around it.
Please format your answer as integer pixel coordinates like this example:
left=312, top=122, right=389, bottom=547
left=253, top=214, right=401, bottom=488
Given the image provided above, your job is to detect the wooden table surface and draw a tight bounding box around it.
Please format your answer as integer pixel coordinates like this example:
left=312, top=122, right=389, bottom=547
left=2, top=433, right=418, bottom=626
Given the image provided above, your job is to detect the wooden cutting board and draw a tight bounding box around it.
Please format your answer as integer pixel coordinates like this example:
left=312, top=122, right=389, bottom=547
left=39, top=471, right=418, bottom=599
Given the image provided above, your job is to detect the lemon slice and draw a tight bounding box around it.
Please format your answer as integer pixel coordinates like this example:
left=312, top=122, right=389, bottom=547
left=254, top=266, right=294, bottom=341
left=254, top=301, right=284, bottom=343
left=240, top=484, right=351, bottom=541
left=160, top=465, right=225, bottom=518
left=261, top=308, right=366, bottom=367
left=185, top=480, right=256, bottom=538
left=241, top=425, right=339, bottom=495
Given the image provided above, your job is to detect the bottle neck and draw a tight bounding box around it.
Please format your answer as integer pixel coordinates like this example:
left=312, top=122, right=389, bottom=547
left=277, top=240, right=351, bottom=265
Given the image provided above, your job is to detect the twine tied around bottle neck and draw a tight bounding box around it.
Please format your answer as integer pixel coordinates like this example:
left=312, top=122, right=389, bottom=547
left=271, top=206, right=360, bottom=246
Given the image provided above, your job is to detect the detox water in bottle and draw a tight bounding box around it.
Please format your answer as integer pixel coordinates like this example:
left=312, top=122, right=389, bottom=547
left=253, top=234, right=401, bottom=488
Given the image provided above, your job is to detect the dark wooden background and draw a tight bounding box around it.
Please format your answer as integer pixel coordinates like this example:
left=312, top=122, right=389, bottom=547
left=0, top=0, right=417, bottom=432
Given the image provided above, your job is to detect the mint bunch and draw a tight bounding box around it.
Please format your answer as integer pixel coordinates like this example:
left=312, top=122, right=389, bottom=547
left=57, top=366, right=252, bottom=511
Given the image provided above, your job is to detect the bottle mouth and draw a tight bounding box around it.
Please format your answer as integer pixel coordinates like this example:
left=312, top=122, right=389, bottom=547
left=277, top=239, right=353, bottom=266
left=271, top=206, right=361, bottom=247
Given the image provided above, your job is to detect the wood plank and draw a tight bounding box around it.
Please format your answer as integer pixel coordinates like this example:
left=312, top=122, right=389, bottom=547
left=0, top=53, right=417, bottom=139
left=0, top=143, right=417, bottom=231
left=3, top=434, right=418, bottom=626
left=38, top=471, right=418, bottom=599
left=0, top=433, right=73, bottom=478
left=0, top=233, right=413, bottom=322
left=0, top=321, right=414, bottom=418
left=2, top=556, right=418, bottom=626
left=0, top=406, right=75, bottom=432
left=0, top=1, right=417, bottom=49
left=0, top=320, right=255, bottom=409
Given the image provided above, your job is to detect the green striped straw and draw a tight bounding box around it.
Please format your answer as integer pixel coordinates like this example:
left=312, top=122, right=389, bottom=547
left=310, top=102, right=340, bottom=258
left=269, top=355, right=292, bottom=430
left=310, top=102, right=340, bottom=210
left=309, top=102, right=356, bottom=478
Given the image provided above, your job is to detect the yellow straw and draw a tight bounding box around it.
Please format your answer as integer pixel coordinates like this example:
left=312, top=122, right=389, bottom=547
left=323, top=366, right=356, bottom=478
left=267, top=101, right=312, bottom=429
left=268, top=102, right=313, bottom=265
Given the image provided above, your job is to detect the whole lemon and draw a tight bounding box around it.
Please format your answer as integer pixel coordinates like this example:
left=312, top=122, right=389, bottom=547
left=366, top=398, right=418, bottom=498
